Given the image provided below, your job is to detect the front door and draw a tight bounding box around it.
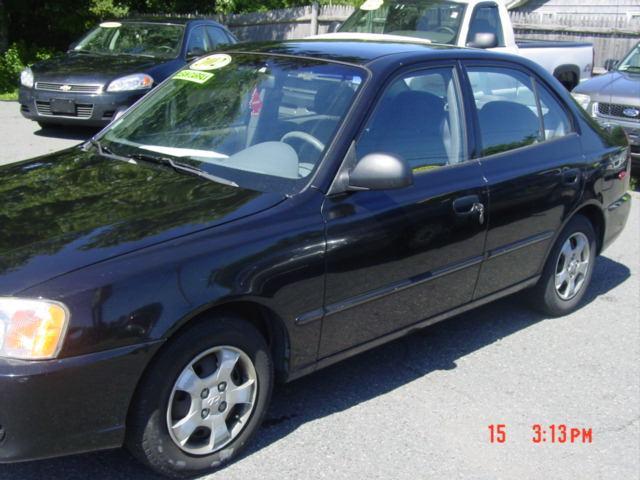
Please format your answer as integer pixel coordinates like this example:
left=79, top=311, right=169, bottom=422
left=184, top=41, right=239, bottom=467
left=319, top=64, right=488, bottom=358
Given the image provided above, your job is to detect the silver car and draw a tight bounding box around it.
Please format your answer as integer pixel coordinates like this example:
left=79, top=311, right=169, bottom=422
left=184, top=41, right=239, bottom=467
left=572, top=41, right=640, bottom=171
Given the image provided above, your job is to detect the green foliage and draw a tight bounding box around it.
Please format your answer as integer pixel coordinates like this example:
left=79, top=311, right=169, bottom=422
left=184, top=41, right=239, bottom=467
left=0, top=44, right=23, bottom=93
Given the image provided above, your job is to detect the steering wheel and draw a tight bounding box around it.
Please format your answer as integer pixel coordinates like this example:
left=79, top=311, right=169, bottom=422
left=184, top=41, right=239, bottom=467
left=157, top=45, right=174, bottom=53
left=435, top=26, right=457, bottom=36
left=280, top=131, right=325, bottom=153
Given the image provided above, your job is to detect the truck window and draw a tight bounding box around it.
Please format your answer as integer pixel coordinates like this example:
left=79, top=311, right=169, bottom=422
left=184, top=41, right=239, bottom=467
left=467, top=4, right=504, bottom=47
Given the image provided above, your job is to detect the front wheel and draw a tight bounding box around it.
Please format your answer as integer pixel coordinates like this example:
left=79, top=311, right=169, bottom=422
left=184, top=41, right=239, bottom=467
left=126, top=315, right=273, bottom=478
left=531, top=215, right=597, bottom=317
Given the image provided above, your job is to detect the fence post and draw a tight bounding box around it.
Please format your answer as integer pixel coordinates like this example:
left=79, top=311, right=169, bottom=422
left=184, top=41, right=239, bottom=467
left=310, top=2, right=319, bottom=36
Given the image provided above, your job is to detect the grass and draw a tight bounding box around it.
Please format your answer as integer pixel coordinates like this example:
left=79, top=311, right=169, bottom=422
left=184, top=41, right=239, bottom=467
left=0, top=89, right=18, bottom=101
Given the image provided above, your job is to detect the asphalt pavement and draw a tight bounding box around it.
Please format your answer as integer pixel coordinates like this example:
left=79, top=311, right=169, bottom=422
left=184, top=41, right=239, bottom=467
left=0, top=100, right=638, bottom=480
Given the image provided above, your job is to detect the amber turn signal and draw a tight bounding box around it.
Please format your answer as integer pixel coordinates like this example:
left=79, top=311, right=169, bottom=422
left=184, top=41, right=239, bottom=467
left=0, top=298, right=69, bottom=360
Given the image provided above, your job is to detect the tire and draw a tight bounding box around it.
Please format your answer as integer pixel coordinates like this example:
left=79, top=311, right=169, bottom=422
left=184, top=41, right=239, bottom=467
left=531, top=215, right=597, bottom=317
left=126, top=315, right=273, bottom=478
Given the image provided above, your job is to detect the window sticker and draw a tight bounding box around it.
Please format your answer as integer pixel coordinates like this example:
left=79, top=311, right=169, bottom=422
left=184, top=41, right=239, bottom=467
left=190, top=53, right=232, bottom=71
left=360, top=0, right=384, bottom=11
left=250, top=87, right=263, bottom=116
left=413, top=165, right=441, bottom=174
left=100, top=22, right=122, bottom=28
left=173, top=70, right=214, bottom=84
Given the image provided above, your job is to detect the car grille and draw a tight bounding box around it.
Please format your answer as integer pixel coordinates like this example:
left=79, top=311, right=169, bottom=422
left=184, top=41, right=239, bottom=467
left=597, top=103, right=640, bottom=121
left=36, top=101, right=94, bottom=118
left=35, top=82, right=102, bottom=93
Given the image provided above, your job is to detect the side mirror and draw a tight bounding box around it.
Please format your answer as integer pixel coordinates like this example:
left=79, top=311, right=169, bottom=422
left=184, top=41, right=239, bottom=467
left=348, top=153, right=413, bottom=191
left=604, top=58, right=619, bottom=71
left=466, top=32, right=498, bottom=49
left=186, top=47, right=205, bottom=61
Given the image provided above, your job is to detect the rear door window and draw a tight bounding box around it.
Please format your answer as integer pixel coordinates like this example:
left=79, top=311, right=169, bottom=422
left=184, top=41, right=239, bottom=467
left=206, top=26, right=231, bottom=48
left=186, top=26, right=210, bottom=56
left=467, top=66, right=542, bottom=156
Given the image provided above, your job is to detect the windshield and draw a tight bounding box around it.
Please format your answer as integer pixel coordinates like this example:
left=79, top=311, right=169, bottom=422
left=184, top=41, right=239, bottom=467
left=339, top=0, right=466, bottom=44
left=618, top=42, right=640, bottom=72
left=101, top=53, right=365, bottom=195
left=74, top=22, right=184, bottom=59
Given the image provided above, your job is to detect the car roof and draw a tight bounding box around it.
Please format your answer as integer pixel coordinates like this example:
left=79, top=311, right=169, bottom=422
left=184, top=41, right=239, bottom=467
left=225, top=38, right=532, bottom=69
left=108, top=17, right=226, bottom=27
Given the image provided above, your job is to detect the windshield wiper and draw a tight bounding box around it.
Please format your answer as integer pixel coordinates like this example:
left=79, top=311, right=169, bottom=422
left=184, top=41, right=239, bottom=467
left=88, top=138, right=114, bottom=156
left=129, top=153, right=238, bottom=188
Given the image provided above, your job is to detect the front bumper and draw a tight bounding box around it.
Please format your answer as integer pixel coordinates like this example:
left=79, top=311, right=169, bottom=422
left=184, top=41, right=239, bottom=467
left=18, top=87, right=146, bottom=128
left=0, top=341, right=161, bottom=463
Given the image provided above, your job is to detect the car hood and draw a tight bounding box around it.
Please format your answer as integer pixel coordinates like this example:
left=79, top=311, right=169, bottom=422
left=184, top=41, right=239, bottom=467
left=0, top=148, right=284, bottom=294
left=31, top=52, right=181, bottom=85
left=574, top=70, right=640, bottom=106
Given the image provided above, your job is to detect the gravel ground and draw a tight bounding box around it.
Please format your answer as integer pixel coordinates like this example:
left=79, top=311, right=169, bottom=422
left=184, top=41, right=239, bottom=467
left=0, top=100, right=638, bottom=480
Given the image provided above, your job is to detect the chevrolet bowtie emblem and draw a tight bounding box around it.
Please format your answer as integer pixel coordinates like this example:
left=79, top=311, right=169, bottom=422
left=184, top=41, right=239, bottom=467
left=59, top=84, right=72, bottom=92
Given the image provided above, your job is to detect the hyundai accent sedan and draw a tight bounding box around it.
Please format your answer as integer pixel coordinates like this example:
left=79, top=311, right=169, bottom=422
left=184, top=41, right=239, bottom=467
left=0, top=40, right=631, bottom=477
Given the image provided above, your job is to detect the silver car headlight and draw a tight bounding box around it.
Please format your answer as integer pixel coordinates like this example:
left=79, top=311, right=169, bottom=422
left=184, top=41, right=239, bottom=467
left=0, top=297, right=69, bottom=360
left=20, top=67, right=34, bottom=88
left=571, top=93, right=592, bottom=111
left=107, top=73, right=153, bottom=92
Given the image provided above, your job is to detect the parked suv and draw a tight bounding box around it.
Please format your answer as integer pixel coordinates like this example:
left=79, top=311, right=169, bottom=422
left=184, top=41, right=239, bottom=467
left=18, top=18, right=236, bottom=128
left=0, top=40, right=631, bottom=478
left=572, top=41, right=640, bottom=171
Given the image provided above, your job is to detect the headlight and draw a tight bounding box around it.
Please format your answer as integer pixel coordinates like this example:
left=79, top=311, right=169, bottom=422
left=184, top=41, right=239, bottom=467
left=0, top=298, right=69, bottom=360
left=107, top=73, right=153, bottom=92
left=20, top=67, right=34, bottom=88
left=571, top=92, right=592, bottom=111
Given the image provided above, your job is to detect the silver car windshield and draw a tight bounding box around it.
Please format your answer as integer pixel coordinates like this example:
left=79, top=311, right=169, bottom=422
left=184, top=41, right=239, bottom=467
left=74, top=22, right=184, bottom=59
left=101, top=53, right=365, bottom=194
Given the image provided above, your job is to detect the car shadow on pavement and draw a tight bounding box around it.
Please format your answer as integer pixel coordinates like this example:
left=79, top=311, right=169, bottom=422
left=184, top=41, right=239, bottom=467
left=33, top=125, right=99, bottom=141
left=0, top=256, right=630, bottom=480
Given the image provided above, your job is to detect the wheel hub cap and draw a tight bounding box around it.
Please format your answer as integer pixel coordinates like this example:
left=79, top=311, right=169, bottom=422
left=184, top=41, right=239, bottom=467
left=554, top=232, right=590, bottom=301
left=166, top=346, right=258, bottom=455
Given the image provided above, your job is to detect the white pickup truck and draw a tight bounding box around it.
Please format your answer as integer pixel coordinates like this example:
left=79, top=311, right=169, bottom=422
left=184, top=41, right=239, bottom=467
left=313, top=0, right=593, bottom=90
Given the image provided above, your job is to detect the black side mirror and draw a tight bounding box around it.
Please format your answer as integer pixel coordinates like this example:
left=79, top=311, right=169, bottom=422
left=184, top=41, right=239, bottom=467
left=348, top=153, right=413, bottom=191
left=604, top=58, right=619, bottom=71
left=186, top=47, right=206, bottom=61
left=466, top=32, right=498, bottom=49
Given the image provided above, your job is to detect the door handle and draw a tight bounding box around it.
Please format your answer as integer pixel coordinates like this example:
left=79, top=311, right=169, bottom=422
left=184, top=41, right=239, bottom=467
left=562, top=168, right=581, bottom=185
left=453, top=195, right=485, bottom=225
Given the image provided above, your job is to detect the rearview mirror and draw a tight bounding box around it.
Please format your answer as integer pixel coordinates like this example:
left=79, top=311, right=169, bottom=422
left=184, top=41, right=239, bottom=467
left=348, top=153, right=413, bottom=191
left=604, top=58, right=619, bottom=71
left=467, top=32, right=498, bottom=49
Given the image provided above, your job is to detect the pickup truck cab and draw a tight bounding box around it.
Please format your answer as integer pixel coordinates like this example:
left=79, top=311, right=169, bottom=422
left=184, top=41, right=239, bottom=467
left=315, top=0, right=593, bottom=90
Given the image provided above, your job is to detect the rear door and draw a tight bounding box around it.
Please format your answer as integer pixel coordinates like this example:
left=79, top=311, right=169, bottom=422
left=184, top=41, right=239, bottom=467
left=319, top=63, right=488, bottom=358
left=460, top=62, right=583, bottom=298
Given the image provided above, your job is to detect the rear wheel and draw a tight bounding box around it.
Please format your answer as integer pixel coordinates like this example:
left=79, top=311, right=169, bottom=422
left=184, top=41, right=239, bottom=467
left=126, top=315, right=273, bottom=478
left=531, top=215, right=596, bottom=316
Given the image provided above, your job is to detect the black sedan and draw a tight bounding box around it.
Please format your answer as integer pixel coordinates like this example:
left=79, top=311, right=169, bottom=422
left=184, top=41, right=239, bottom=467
left=0, top=40, right=631, bottom=477
left=18, top=17, right=236, bottom=127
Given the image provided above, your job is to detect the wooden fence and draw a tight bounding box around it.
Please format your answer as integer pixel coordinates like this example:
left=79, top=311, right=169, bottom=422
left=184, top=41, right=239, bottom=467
left=510, top=11, right=640, bottom=69
left=211, top=4, right=639, bottom=69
